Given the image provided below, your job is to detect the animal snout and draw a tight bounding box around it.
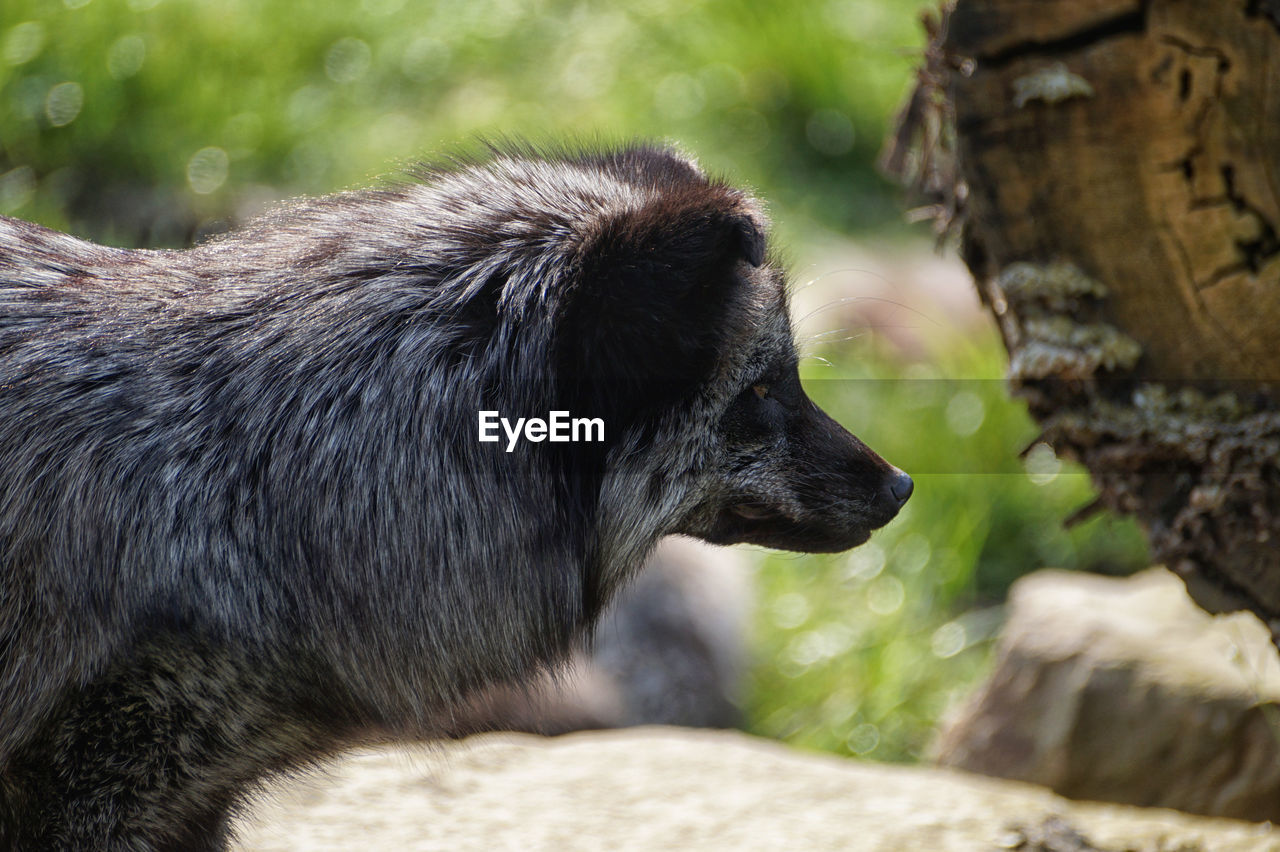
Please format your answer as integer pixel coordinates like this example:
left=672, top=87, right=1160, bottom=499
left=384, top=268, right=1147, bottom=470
left=884, top=469, right=914, bottom=509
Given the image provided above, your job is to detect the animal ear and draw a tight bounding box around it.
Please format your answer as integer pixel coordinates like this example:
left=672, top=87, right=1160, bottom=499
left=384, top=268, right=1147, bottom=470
left=735, top=212, right=767, bottom=268
left=557, top=190, right=768, bottom=424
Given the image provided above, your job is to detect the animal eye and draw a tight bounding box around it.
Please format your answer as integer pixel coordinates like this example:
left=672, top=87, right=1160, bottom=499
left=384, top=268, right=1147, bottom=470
left=752, top=383, right=770, bottom=400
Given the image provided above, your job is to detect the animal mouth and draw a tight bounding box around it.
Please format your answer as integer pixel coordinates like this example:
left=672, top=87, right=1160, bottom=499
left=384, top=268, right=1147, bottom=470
left=699, top=499, right=876, bottom=552
left=730, top=503, right=776, bottom=521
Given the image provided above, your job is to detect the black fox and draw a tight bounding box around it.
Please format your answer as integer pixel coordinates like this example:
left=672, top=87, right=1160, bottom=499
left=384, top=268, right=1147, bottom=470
left=0, top=144, right=911, bottom=849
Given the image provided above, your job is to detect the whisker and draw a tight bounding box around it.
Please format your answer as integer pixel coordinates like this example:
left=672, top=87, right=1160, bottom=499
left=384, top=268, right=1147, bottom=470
left=796, top=295, right=942, bottom=330
left=808, top=333, right=868, bottom=346
left=806, top=327, right=862, bottom=341
left=797, top=266, right=895, bottom=290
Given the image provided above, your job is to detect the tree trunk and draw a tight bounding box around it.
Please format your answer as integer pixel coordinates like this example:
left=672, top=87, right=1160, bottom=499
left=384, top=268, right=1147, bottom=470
left=887, top=1, right=1280, bottom=638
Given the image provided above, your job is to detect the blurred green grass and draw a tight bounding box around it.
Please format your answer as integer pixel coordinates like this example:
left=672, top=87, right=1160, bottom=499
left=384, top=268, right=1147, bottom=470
left=1, top=0, right=1152, bottom=763
left=746, top=327, right=1148, bottom=762
left=2, top=0, right=934, bottom=245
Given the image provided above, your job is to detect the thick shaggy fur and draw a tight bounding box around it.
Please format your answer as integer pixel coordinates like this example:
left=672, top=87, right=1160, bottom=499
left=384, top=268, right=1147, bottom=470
left=0, top=145, right=909, bottom=849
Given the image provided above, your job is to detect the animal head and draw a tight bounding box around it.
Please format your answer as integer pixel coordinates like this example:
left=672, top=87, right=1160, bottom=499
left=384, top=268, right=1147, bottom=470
left=244, top=143, right=911, bottom=559
left=463, top=145, right=913, bottom=554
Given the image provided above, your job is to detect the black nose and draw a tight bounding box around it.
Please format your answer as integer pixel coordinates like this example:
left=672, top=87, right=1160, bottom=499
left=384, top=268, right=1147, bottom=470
left=887, top=471, right=914, bottom=507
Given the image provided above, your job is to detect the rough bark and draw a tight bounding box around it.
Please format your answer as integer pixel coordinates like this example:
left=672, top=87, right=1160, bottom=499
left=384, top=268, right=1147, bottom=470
left=886, top=2, right=1280, bottom=638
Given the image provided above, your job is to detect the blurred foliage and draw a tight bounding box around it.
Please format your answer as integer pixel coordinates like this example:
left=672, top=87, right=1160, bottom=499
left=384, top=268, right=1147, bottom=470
left=1, top=0, right=1153, bottom=764
left=1, top=0, right=934, bottom=246
left=745, top=327, right=1149, bottom=762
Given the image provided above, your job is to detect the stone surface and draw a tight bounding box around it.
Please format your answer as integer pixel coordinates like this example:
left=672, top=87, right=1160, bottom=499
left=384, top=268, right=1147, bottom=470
left=233, top=727, right=1278, bottom=851
left=933, top=568, right=1280, bottom=822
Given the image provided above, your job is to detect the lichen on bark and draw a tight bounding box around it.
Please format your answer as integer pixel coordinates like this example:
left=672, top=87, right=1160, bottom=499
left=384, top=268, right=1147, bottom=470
left=993, top=262, right=1142, bottom=381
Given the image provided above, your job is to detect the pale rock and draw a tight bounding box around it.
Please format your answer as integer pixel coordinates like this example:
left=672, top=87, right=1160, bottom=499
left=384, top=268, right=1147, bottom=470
left=235, top=727, right=1278, bottom=851
left=933, top=568, right=1280, bottom=822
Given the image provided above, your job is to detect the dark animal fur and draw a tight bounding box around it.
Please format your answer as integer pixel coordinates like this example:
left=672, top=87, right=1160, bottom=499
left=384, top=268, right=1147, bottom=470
left=452, top=536, right=750, bottom=736
left=0, top=144, right=909, bottom=849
